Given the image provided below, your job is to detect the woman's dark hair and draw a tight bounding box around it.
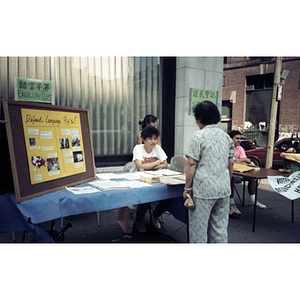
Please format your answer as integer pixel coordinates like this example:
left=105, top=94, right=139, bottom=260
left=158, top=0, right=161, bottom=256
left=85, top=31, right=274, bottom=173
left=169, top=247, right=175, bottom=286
left=193, top=101, right=221, bottom=125
left=141, top=126, right=160, bottom=140
left=138, top=114, right=158, bottom=129
left=229, top=130, right=242, bottom=139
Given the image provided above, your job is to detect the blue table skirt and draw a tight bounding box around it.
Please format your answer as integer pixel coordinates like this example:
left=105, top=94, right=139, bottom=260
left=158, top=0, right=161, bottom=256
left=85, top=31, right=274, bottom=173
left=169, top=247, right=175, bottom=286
left=0, top=180, right=186, bottom=242
left=0, top=193, right=54, bottom=242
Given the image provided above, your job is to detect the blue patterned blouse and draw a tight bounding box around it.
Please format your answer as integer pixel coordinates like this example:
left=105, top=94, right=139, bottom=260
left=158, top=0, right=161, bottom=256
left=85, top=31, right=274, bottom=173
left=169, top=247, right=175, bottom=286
left=186, top=125, right=235, bottom=199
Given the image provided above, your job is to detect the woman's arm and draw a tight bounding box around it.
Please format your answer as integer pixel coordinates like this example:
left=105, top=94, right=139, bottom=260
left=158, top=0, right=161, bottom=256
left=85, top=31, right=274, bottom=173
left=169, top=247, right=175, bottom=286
left=183, top=156, right=197, bottom=199
left=228, top=157, right=234, bottom=179
left=234, top=157, right=251, bottom=164
left=137, top=132, right=142, bottom=144
left=153, top=159, right=167, bottom=170
left=134, top=158, right=161, bottom=171
left=157, top=135, right=162, bottom=147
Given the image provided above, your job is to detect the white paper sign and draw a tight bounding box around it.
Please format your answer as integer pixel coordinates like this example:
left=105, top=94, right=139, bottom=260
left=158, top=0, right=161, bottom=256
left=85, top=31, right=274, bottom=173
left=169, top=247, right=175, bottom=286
left=268, top=171, right=300, bottom=200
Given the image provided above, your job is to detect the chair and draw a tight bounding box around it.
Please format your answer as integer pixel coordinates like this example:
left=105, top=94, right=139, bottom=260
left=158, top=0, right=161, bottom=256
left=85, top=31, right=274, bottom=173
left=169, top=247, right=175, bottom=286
left=124, top=161, right=133, bottom=172
left=170, top=156, right=187, bottom=173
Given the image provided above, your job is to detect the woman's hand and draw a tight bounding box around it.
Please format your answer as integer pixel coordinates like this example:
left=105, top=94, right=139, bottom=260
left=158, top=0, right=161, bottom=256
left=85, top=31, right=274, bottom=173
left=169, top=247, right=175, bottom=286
left=183, top=189, right=192, bottom=199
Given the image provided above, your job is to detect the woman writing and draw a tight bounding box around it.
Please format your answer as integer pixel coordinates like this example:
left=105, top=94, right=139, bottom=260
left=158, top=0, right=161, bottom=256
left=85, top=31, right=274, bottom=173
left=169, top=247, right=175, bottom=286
left=183, top=101, right=235, bottom=243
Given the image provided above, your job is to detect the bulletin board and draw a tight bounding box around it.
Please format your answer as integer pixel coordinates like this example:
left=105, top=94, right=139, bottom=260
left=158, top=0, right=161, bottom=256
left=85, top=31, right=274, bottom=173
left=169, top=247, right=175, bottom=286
left=2, top=100, right=96, bottom=203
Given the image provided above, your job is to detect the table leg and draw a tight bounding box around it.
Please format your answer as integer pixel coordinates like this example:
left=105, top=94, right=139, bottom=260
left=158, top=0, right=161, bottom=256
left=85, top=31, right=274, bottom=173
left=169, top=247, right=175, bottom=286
left=243, top=180, right=246, bottom=207
left=252, top=179, right=259, bottom=232
left=292, top=201, right=294, bottom=223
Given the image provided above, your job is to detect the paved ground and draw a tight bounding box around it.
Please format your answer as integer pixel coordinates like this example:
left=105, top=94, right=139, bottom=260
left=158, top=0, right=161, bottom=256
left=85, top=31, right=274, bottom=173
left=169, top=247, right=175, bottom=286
left=1, top=179, right=300, bottom=244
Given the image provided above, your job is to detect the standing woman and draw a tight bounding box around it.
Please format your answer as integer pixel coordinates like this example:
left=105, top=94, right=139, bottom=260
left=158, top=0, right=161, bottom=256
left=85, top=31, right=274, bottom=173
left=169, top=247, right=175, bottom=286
left=183, top=101, right=235, bottom=243
left=136, top=114, right=162, bottom=147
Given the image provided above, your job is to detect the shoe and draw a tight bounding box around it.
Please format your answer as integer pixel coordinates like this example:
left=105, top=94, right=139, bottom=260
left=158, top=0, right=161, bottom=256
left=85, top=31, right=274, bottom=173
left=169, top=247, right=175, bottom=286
left=248, top=201, right=267, bottom=209
left=229, top=212, right=239, bottom=219
left=135, top=221, right=146, bottom=233
left=152, top=216, right=161, bottom=229
left=230, top=203, right=241, bottom=214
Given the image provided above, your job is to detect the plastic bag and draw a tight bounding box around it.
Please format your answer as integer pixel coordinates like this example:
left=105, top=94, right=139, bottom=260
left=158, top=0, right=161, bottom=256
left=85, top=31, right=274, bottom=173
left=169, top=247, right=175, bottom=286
left=184, top=194, right=195, bottom=210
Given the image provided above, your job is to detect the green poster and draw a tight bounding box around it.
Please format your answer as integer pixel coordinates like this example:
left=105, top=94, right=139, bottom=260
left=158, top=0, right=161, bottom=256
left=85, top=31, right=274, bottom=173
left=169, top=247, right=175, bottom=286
left=15, top=77, right=53, bottom=103
left=189, top=88, right=218, bottom=115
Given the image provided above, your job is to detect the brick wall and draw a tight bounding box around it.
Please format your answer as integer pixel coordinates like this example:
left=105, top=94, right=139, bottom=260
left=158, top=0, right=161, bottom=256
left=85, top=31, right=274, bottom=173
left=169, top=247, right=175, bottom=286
left=222, top=58, right=300, bottom=139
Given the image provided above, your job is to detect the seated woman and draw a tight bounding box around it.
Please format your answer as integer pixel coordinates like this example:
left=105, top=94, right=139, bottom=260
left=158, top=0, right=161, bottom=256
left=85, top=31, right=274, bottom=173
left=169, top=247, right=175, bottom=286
left=131, top=126, right=172, bottom=233
left=229, top=131, right=267, bottom=217
left=136, top=114, right=162, bottom=147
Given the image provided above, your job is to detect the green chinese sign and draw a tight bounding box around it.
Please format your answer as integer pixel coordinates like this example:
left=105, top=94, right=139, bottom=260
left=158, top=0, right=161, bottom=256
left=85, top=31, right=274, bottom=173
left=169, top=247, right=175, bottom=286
left=15, top=77, right=53, bottom=103
left=189, top=88, right=218, bottom=115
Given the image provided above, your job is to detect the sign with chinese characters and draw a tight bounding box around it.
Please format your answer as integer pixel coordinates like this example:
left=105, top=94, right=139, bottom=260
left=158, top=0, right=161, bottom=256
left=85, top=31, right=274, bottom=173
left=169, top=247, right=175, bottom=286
left=21, top=108, right=86, bottom=185
left=189, top=88, right=218, bottom=115
left=15, top=77, right=54, bottom=103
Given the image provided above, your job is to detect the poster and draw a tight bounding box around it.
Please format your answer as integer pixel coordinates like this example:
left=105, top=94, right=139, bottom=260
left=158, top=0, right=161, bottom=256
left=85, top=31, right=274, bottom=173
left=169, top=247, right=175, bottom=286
left=21, top=108, right=86, bottom=185
left=15, top=77, right=54, bottom=103
left=189, top=88, right=218, bottom=115
left=268, top=171, right=300, bottom=200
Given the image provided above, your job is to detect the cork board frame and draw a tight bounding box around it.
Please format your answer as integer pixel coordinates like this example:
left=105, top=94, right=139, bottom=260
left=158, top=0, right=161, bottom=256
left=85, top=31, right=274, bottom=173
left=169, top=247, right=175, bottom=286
left=2, top=100, right=96, bottom=203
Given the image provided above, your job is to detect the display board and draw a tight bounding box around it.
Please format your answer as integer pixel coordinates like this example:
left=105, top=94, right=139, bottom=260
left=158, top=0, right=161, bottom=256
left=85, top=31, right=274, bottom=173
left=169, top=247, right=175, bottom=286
left=2, top=100, right=96, bottom=203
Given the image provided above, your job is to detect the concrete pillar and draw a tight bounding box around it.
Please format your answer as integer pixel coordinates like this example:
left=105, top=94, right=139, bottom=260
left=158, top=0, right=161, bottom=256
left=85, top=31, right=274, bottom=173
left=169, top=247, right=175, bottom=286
left=174, top=57, right=224, bottom=156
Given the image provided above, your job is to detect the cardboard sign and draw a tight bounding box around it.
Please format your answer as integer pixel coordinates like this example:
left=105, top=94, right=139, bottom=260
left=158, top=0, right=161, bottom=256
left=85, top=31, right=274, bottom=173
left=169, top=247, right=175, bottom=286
left=189, top=88, right=218, bottom=115
left=15, top=77, right=54, bottom=103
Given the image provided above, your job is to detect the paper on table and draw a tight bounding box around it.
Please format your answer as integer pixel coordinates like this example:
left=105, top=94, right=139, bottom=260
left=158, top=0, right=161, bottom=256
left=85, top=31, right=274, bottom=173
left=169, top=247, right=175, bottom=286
left=233, top=163, right=256, bottom=173
left=139, top=173, right=161, bottom=184
left=96, top=173, right=126, bottom=180
left=89, top=180, right=128, bottom=191
left=144, top=169, right=182, bottom=176
left=124, top=180, right=152, bottom=188
left=160, top=177, right=185, bottom=185
left=66, top=186, right=101, bottom=194
left=122, top=172, right=142, bottom=180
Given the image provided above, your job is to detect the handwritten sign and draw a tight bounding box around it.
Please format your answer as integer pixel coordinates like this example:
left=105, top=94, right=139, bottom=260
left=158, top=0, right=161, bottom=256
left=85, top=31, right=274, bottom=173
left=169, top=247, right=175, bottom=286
left=15, top=77, right=53, bottom=103
left=189, top=88, right=218, bottom=115
left=268, top=171, right=300, bottom=200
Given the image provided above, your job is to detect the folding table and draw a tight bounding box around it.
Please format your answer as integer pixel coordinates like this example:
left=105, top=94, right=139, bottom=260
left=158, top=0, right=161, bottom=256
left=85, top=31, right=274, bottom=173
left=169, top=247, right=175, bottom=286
left=233, top=168, right=287, bottom=232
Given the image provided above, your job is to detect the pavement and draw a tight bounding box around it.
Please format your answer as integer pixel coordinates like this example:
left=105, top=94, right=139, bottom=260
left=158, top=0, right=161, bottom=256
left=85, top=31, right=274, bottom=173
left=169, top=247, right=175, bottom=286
left=1, top=179, right=300, bottom=243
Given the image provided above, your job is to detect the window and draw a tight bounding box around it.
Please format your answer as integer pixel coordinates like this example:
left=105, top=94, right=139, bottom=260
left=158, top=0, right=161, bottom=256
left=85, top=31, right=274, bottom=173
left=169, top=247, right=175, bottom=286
left=54, top=57, right=161, bottom=163
left=245, top=74, right=273, bottom=131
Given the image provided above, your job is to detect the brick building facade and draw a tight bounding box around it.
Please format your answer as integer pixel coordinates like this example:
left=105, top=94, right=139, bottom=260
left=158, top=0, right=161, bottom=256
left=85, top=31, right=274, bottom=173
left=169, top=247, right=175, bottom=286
left=222, top=57, right=300, bottom=146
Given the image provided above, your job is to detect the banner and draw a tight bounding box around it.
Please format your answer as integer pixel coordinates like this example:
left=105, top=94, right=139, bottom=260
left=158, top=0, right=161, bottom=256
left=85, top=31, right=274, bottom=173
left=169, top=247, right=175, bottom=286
left=268, top=171, right=300, bottom=200
left=21, top=108, right=86, bottom=185
left=189, top=88, right=218, bottom=115
left=15, top=77, right=54, bottom=103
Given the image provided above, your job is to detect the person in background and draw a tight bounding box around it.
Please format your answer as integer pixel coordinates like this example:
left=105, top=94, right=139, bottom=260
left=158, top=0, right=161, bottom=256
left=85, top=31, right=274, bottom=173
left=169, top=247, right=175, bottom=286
left=131, top=126, right=171, bottom=233
left=136, top=114, right=162, bottom=147
left=229, top=130, right=267, bottom=217
left=183, top=101, right=235, bottom=243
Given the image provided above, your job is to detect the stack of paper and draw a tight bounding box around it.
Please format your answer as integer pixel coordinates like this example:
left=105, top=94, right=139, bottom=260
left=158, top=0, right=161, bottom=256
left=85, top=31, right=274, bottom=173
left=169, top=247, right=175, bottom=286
left=160, top=177, right=185, bottom=185
left=233, top=163, right=256, bottom=173
left=89, top=180, right=128, bottom=191
left=139, top=173, right=161, bottom=184
left=144, top=169, right=182, bottom=177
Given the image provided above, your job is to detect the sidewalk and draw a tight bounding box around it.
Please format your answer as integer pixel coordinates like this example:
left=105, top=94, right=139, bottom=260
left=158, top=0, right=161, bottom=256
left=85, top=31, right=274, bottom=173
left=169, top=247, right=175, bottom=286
left=1, top=179, right=300, bottom=243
